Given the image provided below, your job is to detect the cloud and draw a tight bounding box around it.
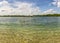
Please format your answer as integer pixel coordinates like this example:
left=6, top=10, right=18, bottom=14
left=43, top=9, right=56, bottom=14
left=0, top=0, right=41, bottom=15
left=52, top=0, right=60, bottom=7
left=0, top=0, right=13, bottom=15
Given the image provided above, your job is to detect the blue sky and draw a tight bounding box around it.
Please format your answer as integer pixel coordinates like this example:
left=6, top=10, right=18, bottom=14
left=0, top=0, right=60, bottom=15
left=8, top=0, right=60, bottom=11
left=8, top=0, right=54, bottom=10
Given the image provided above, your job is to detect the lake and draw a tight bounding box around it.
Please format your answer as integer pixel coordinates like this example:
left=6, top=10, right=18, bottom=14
left=0, top=17, right=60, bottom=43
left=0, top=17, right=60, bottom=30
left=0, top=17, right=59, bottom=23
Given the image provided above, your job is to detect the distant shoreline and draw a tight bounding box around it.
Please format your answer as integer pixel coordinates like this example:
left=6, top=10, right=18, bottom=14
left=0, top=14, right=60, bottom=17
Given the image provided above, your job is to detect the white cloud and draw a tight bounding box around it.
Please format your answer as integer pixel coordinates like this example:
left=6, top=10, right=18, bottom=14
left=0, top=0, right=41, bottom=15
left=43, top=9, right=56, bottom=14
left=52, top=0, right=60, bottom=7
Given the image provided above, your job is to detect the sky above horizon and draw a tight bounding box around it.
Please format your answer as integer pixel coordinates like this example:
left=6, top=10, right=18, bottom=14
left=0, top=0, right=60, bottom=15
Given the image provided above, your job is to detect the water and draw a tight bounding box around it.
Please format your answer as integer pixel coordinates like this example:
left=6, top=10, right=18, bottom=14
left=0, top=17, right=60, bottom=31
left=0, top=17, right=60, bottom=28
left=0, top=17, right=59, bottom=23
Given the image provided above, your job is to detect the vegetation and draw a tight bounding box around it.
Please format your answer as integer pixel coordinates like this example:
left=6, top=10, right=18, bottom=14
left=0, top=14, right=60, bottom=17
left=33, top=14, right=60, bottom=17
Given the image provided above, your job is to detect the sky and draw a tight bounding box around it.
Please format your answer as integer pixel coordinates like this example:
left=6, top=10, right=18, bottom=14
left=0, top=0, right=60, bottom=15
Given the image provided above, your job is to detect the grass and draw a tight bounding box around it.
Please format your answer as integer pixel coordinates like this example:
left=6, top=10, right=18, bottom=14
left=0, top=23, right=60, bottom=43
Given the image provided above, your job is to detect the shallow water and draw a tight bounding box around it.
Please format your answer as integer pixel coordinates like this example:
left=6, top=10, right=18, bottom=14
left=0, top=17, right=60, bottom=43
